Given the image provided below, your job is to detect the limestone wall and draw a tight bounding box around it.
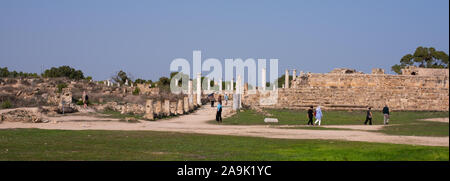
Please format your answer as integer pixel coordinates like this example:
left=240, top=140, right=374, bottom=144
left=245, top=73, right=449, bottom=111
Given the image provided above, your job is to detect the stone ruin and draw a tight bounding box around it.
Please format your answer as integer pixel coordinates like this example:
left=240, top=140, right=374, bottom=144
left=242, top=66, right=449, bottom=111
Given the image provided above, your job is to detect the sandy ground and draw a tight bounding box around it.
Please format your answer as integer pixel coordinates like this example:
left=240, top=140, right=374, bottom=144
left=0, top=106, right=448, bottom=147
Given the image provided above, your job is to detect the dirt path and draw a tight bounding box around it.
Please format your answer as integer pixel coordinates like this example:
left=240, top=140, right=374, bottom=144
left=421, top=118, right=449, bottom=123
left=0, top=106, right=448, bottom=147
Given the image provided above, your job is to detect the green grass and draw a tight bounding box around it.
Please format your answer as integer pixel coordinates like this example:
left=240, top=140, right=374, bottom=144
left=217, top=109, right=449, bottom=137
left=0, top=129, right=447, bottom=161
left=376, top=121, right=449, bottom=137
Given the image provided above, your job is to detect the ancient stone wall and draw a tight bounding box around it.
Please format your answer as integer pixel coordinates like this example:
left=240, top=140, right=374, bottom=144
left=243, top=69, right=449, bottom=111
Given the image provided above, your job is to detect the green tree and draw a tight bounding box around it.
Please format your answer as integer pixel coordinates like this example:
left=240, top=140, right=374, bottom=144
left=112, top=70, right=131, bottom=85
left=0, top=67, right=9, bottom=77
left=277, top=74, right=293, bottom=88
left=158, top=77, right=170, bottom=86
left=134, top=78, right=152, bottom=85
left=0, top=67, right=39, bottom=78
left=42, top=66, right=84, bottom=80
left=391, top=47, right=449, bottom=74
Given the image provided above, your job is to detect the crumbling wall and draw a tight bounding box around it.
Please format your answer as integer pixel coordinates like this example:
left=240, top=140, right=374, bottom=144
left=244, top=71, right=449, bottom=111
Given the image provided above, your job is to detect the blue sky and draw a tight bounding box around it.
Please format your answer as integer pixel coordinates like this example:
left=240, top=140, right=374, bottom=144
left=0, top=0, right=448, bottom=81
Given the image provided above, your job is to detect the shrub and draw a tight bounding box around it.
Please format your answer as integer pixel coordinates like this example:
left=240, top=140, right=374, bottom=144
left=76, top=99, right=91, bottom=106
left=1, top=100, right=12, bottom=109
left=56, top=83, right=68, bottom=93
left=132, top=87, right=140, bottom=95
left=42, top=66, right=84, bottom=80
left=76, top=100, right=84, bottom=105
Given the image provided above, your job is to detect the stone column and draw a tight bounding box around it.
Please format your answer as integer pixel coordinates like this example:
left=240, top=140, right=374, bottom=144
left=188, top=80, right=193, bottom=95
left=232, top=76, right=241, bottom=111
left=188, top=80, right=193, bottom=107
left=144, top=99, right=154, bottom=120
left=292, top=69, right=297, bottom=80
left=154, top=100, right=162, bottom=118
left=230, top=78, right=234, bottom=92
left=207, top=78, right=211, bottom=91
left=219, top=79, right=223, bottom=93
left=261, top=68, right=266, bottom=91
left=193, top=94, right=198, bottom=107
left=177, top=99, right=184, bottom=114
left=164, top=99, right=170, bottom=116
left=236, top=75, right=241, bottom=95
left=183, top=97, right=189, bottom=113
left=170, top=101, right=177, bottom=115
left=196, top=73, right=202, bottom=105
left=285, top=69, right=289, bottom=89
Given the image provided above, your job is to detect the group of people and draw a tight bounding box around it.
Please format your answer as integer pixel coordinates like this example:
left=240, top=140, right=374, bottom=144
left=306, top=105, right=391, bottom=126
left=307, top=106, right=323, bottom=126
left=208, top=93, right=223, bottom=123
left=210, top=93, right=230, bottom=124
left=364, top=105, right=390, bottom=125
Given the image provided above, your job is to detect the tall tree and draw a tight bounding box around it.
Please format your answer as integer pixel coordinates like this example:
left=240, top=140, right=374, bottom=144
left=112, top=70, right=131, bottom=85
left=42, top=65, right=84, bottom=80
left=391, top=46, right=449, bottom=74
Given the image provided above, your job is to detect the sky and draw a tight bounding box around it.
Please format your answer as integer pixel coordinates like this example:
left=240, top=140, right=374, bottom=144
left=0, top=0, right=448, bottom=81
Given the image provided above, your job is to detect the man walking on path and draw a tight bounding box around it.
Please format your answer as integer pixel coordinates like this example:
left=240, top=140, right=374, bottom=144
left=314, top=106, right=323, bottom=126
left=307, top=106, right=314, bottom=125
left=364, top=107, right=373, bottom=125
left=383, top=105, right=390, bottom=125
left=216, top=101, right=223, bottom=123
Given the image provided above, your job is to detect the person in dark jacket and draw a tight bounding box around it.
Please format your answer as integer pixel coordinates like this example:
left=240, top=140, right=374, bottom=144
left=364, top=107, right=373, bottom=125
left=382, top=105, right=390, bottom=125
left=307, top=106, right=314, bottom=125
left=216, top=101, right=223, bottom=123
left=209, top=93, right=215, bottom=107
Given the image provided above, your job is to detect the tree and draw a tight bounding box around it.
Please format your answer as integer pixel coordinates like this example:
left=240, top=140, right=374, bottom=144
left=0, top=67, right=39, bottom=78
left=277, top=74, right=292, bottom=88
left=0, top=67, right=9, bottom=77
left=391, top=47, right=449, bottom=74
left=42, top=66, right=84, bottom=80
left=158, top=77, right=170, bottom=86
left=112, top=70, right=131, bottom=85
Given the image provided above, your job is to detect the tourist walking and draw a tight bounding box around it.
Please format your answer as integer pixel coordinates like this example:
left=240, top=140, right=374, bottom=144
left=383, top=105, right=390, bottom=125
left=82, top=91, right=89, bottom=109
left=224, top=94, right=228, bottom=105
left=314, top=106, right=323, bottom=126
left=307, top=106, right=314, bottom=125
left=364, top=107, right=373, bottom=125
left=208, top=93, right=215, bottom=107
left=216, top=101, right=223, bottom=123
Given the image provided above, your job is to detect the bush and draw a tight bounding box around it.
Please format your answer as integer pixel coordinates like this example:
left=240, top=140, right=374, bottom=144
left=76, top=100, right=84, bottom=105
left=132, top=87, right=140, bottom=95
left=42, top=66, right=84, bottom=80
left=76, top=99, right=91, bottom=106
left=56, top=83, right=68, bottom=93
left=1, top=100, right=12, bottom=109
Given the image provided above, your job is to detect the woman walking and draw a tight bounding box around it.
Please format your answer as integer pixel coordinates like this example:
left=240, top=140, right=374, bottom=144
left=314, top=106, right=323, bottom=126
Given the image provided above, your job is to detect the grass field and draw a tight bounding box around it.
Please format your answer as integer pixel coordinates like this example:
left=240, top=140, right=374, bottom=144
left=216, top=109, right=449, bottom=137
left=0, top=129, right=448, bottom=161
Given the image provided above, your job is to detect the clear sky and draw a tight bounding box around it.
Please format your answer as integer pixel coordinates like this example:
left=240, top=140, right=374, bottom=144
left=0, top=0, right=448, bottom=81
